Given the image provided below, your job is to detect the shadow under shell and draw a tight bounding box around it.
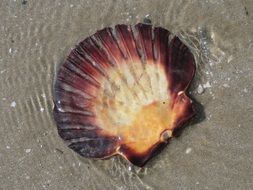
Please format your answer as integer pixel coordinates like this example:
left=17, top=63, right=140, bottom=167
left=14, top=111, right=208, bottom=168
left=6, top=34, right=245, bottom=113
left=53, top=23, right=196, bottom=167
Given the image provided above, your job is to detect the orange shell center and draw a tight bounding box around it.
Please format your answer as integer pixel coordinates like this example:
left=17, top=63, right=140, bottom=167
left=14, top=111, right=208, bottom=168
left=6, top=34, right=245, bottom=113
left=117, top=101, right=174, bottom=153
left=92, top=62, right=181, bottom=154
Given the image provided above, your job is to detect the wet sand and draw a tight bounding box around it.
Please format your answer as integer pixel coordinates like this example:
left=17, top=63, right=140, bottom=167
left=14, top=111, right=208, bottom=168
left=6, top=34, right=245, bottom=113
left=0, top=0, right=252, bottom=189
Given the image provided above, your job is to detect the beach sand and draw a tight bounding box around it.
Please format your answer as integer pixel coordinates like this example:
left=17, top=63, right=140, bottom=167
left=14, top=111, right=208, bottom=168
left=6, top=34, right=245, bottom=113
left=0, top=0, right=252, bottom=189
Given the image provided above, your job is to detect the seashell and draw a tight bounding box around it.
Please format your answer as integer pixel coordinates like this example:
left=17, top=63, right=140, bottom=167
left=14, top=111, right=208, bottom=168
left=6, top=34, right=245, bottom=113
left=53, top=23, right=196, bottom=167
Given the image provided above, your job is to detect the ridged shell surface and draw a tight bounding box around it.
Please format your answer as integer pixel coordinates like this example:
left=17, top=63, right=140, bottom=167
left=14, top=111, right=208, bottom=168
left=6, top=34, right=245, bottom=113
left=53, top=23, right=196, bottom=166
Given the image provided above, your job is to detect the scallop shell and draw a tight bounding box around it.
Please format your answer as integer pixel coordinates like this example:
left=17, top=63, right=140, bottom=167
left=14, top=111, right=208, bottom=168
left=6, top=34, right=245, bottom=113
left=53, top=23, right=196, bottom=167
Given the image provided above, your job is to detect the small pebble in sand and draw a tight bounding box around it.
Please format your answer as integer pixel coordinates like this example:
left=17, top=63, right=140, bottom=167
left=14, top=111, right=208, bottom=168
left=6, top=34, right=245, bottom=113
left=40, top=107, right=45, bottom=112
left=223, top=84, right=229, bottom=88
left=9, top=48, right=12, bottom=54
left=70, top=4, right=73, bottom=8
left=6, top=146, right=10, bottom=149
left=185, top=147, right=192, bottom=154
left=243, top=88, right=248, bottom=93
left=197, top=84, right=204, bottom=94
left=25, top=176, right=30, bottom=180
left=143, top=14, right=152, bottom=24
left=10, top=101, right=16, bottom=107
left=203, top=81, right=211, bottom=89
left=25, top=149, right=31, bottom=153
left=1, top=69, right=6, bottom=74
left=41, top=93, right=46, bottom=98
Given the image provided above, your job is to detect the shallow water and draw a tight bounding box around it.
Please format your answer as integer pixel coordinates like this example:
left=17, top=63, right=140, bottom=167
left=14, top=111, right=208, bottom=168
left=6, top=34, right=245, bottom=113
left=0, top=0, right=252, bottom=189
